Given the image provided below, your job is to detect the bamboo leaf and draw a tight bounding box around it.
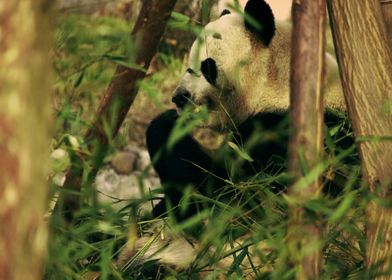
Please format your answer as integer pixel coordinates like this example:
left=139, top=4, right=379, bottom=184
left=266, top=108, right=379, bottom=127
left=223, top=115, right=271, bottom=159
left=228, top=141, right=254, bottom=162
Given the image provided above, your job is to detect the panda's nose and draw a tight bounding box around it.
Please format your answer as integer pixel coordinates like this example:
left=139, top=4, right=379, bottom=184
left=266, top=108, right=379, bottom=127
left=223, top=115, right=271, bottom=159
left=172, top=88, right=191, bottom=109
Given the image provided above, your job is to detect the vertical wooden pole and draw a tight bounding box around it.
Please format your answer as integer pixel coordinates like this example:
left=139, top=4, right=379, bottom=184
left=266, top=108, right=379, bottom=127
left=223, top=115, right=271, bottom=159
left=0, top=0, right=53, bottom=279
left=327, top=0, right=392, bottom=278
left=288, top=0, right=326, bottom=278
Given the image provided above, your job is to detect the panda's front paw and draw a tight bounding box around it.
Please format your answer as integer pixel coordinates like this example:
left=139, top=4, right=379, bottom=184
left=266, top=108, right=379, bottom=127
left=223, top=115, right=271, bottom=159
left=146, top=109, right=179, bottom=157
left=150, top=109, right=178, bottom=129
left=147, top=109, right=178, bottom=138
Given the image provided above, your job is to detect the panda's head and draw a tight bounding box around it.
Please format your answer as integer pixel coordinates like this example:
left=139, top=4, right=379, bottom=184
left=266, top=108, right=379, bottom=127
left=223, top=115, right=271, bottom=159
left=172, top=0, right=292, bottom=131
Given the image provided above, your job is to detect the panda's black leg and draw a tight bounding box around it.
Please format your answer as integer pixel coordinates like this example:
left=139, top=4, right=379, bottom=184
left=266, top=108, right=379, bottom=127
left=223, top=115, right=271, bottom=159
left=146, top=109, right=226, bottom=218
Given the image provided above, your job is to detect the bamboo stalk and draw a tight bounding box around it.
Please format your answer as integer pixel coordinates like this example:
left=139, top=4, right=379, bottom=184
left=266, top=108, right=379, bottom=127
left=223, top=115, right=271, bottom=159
left=287, top=0, right=326, bottom=278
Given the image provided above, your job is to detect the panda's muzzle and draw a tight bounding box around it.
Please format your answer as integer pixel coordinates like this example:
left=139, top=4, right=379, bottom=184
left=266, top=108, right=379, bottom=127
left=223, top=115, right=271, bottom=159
left=172, top=87, right=192, bottom=109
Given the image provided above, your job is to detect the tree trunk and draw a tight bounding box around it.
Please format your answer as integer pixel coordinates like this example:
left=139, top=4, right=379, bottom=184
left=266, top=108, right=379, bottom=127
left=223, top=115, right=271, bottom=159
left=57, top=0, right=178, bottom=222
left=0, top=1, right=53, bottom=279
left=327, top=0, right=392, bottom=278
left=381, top=0, right=392, bottom=43
left=287, top=0, right=326, bottom=278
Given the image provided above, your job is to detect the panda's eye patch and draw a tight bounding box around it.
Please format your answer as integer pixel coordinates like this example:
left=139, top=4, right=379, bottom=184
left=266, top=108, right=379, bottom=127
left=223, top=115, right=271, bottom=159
left=201, top=58, right=218, bottom=85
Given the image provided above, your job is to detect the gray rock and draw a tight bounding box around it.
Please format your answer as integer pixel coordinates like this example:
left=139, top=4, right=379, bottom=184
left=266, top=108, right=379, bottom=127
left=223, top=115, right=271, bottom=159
left=137, top=150, right=156, bottom=176
left=124, top=144, right=157, bottom=176
left=51, top=145, right=162, bottom=214
left=111, top=151, right=137, bottom=174
left=95, top=167, right=161, bottom=212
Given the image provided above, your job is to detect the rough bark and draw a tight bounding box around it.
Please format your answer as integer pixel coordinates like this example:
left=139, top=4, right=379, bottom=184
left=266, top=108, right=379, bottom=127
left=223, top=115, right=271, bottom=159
left=287, top=0, right=326, bottom=278
left=0, top=0, right=53, bottom=279
left=381, top=0, right=392, bottom=43
left=57, top=0, right=178, bottom=222
left=327, top=0, right=392, bottom=278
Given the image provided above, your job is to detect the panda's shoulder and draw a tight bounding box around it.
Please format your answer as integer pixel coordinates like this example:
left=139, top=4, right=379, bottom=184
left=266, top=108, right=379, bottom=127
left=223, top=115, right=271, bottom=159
left=236, top=112, right=289, bottom=140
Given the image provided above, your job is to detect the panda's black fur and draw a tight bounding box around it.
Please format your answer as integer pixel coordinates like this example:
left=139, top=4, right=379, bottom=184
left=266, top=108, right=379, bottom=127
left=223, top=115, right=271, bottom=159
left=244, top=0, right=275, bottom=45
left=147, top=109, right=354, bottom=220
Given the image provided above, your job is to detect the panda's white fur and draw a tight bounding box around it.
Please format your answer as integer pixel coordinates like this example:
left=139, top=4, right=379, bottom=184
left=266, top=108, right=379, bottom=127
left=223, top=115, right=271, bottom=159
left=176, top=6, right=345, bottom=131
left=210, top=0, right=247, bottom=20
left=211, top=0, right=291, bottom=21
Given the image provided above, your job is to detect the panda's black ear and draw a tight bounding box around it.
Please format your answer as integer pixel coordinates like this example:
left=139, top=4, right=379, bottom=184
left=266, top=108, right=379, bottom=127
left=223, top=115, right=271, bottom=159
left=244, top=0, right=275, bottom=46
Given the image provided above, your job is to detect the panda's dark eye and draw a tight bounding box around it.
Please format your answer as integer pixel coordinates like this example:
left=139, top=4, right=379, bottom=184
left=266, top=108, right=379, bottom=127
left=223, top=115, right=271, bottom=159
left=220, top=9, right=231, bottom=17
left=186, top=68, right=201, bottom=78
left=201, top=58, right=218, bottom=85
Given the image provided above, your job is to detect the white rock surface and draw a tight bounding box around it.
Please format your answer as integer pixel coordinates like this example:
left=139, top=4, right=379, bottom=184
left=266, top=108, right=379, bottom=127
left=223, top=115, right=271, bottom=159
left=51, top=146, right=162, bottom=213
left=95, top=167, right=161, bottom=212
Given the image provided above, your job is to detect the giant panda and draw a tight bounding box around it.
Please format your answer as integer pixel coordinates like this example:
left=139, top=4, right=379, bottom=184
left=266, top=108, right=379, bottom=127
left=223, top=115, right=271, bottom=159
left=146, top=0, right=350, bottom=221
left=117, top=0, right=355, bottom=274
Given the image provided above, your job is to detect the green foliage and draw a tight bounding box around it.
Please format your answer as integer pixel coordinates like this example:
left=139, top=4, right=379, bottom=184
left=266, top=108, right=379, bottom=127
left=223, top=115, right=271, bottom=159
left=53, top=15, right=130, bottom=137
left=47, top=13, right=186, bottom=279
left=46, top=205, right=130, bottom=280
left=46, top=10, right=374, bottom=280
